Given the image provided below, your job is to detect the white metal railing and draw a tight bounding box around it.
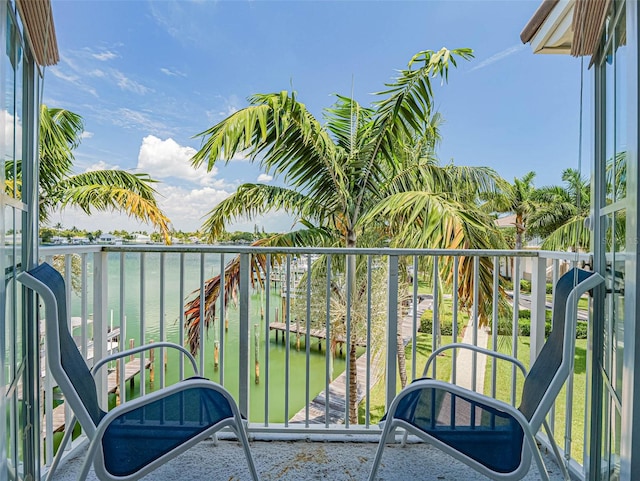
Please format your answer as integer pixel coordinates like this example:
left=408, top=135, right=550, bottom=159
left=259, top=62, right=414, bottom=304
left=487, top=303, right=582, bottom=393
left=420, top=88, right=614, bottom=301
left=36, top=245, right=591, bottom=478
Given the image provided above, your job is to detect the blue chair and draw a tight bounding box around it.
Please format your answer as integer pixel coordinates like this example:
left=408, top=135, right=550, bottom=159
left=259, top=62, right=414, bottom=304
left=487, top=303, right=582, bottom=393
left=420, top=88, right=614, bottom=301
left=368, top=268, right=603, bottom=481
left=19, top=263, right=260, bottom=481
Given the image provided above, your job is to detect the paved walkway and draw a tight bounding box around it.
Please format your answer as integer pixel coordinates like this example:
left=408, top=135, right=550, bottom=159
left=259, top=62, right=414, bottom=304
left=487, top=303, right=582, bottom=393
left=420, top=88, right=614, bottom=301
left=453, top=319, right=489, bottom=392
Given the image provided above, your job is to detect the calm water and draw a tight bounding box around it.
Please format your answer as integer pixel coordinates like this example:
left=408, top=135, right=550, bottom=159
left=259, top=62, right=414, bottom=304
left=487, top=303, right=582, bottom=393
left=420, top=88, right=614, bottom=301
left=68, top=251, right=346, bottom=423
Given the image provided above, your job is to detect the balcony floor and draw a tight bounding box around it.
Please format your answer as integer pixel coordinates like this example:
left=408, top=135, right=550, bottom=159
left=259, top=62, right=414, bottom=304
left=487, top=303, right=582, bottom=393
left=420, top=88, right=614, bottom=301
left=52, top=437, right=566, bottom=480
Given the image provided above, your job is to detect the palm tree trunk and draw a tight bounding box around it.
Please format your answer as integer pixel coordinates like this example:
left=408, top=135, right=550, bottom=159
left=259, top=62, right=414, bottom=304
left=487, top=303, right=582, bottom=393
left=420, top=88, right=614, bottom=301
left=397, top=330, right=407, bottom=388
left=346, top=231, right=358, bottom=424
left=515, top=213, right=524, bottom=250
left=348, top=342, right=358, bottom=423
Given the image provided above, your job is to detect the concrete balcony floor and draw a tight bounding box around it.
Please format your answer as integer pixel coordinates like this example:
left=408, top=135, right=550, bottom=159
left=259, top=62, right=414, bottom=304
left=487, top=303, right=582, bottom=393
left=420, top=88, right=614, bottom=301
left=52, top=436, right=566, bottom=480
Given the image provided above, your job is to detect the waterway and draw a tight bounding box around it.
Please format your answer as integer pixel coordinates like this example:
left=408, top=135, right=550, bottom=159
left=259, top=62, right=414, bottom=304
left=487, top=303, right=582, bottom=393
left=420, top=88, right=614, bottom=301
left=66, top=251, right=346, bottom=423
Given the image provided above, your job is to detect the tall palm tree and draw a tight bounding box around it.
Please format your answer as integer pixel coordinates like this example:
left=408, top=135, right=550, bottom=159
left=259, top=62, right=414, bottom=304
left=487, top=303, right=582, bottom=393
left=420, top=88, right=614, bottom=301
left=531, top=154, right=627, bottom=251
left=7, top=106, right=171, bottom=241
left=483, top=171, right=538, bottom=249
left=529, top=168, right=591, bottom=251
left=184, top=48, right=506, bottom=422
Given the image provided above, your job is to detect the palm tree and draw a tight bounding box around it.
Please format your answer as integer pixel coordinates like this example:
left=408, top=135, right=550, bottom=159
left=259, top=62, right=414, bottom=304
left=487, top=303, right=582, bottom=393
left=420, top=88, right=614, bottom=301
left=482, top=171, right=538, bottom=249
left=184, top=48, right=506, bottom=423
left=526, top=168, right=590, bottom=250
left=7, top=106, right=171, bottom=241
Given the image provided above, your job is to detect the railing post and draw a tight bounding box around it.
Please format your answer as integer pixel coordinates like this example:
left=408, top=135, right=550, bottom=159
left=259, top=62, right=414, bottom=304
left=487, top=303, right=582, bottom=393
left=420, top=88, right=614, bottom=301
left=239, top=253, right=251, bottom=417
left=93, top=250, right=109, bottom=409
left=530, top=256, right=547, bottom=364
left=386, top=255, right=399, bottom=411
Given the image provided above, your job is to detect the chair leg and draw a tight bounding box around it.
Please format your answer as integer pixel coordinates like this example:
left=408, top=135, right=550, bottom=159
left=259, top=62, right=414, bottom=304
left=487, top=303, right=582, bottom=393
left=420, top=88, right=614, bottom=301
left=46, top=416, right=77, bottom=481
left=526, top=432, right=551, bottom=481
left=400, top=428, right=409, bottom=447
left=368, top=421, right=395, bottom=481
left=235, top=421, right=260, bottom=481
left=542, top=420, right=571, bottom=481
left=77, top=438, right=101, bottom=481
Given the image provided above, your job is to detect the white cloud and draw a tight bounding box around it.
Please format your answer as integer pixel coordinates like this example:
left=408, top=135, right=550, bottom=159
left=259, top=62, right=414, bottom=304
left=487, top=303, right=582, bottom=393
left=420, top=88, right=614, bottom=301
left=157, top=184, right=232, bottom=230
left=111, top=108, right=171, bottom=134
left=88, top=69, right=106, bottom=78
left=92, top=51, right=118, bottom=61
left=205, top=97, right=242, bottom=123
left=113, top=71, right=151, bottom=95
left=84, top=161, right=120, bottom=172
left=2, top=110, right=22, bottom=159
left=137, top=135, right=222, bottom=186
left=469, top=44, right=527, bottom=72
left=49, top=66, right=98, bottom=97
left=160, top=67, right=186, bottom=77
left=49, top=67, right=79, bottom=82
left=81, top=131, right=94, bottom=139
left=257, top=173, right=273, bottom=182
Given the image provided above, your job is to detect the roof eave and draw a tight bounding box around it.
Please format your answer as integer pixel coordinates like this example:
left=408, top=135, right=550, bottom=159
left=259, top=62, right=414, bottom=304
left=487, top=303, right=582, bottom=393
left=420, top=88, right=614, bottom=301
left=15, top=0, right=59, bottom=66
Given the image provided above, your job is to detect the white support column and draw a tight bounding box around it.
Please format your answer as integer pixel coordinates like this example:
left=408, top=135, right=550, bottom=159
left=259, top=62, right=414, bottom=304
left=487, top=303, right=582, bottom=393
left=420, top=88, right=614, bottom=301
left=530, top=256, right=548, bottom=364
left=386, top=256, right=399, bottom=411
left=239, top=253, right=251, bottom=417
left=93, top=251, right=109, bottom=409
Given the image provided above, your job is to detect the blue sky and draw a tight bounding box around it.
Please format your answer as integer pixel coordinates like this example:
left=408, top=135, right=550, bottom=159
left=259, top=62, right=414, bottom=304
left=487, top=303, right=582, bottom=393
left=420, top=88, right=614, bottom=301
left=45, top=0, right=588, bottom=234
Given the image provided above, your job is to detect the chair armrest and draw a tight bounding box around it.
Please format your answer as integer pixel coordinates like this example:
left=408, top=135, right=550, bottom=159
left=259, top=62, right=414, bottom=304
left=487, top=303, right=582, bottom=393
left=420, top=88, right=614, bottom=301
left=423, top=342, right=527, bottom=379
left=91, top=341, right=199, bottom=376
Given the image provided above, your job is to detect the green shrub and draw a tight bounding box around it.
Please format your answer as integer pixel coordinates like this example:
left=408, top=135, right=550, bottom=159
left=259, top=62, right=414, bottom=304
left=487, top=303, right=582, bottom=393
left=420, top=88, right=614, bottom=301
left=520, top=279, right=531, bottom=293
left=546, top=282, right=554, bottom=294
left=419, top=309, right=466, bottom=335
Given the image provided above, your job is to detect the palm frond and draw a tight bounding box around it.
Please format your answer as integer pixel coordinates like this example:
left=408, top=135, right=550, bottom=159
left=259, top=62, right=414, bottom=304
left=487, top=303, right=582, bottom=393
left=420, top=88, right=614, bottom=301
left=362, top=190, right=505, bottom=324
left=540, top=217, right=590, bottom=251
left=52, top=170, right=171, bottom=242
left=39, top=105, right=84, bottom=189
left=192, top=92, right=353, bottom=216
left=200, top=184, right=323, bottom=241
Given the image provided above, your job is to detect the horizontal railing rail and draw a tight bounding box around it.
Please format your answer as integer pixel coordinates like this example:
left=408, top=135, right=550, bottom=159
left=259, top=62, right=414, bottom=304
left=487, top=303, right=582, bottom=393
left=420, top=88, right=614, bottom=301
left=36, top=245, right=591, bottom=479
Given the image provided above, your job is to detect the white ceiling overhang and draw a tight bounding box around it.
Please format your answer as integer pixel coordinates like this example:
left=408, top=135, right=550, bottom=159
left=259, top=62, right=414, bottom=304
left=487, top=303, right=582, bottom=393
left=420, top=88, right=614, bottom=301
left=529, top=0, right=575, bottom=54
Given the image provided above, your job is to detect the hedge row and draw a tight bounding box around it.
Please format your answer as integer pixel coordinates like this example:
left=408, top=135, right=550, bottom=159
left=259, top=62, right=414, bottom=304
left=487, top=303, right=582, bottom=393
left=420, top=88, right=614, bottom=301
left=502, top=280, right=554, bottom=295
left=419, top=309, right=587, bottom=339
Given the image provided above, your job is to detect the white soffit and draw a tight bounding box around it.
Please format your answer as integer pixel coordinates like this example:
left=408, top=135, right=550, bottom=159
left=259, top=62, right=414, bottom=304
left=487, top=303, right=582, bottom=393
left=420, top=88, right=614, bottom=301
left=530, top=0, right=575, bottom=54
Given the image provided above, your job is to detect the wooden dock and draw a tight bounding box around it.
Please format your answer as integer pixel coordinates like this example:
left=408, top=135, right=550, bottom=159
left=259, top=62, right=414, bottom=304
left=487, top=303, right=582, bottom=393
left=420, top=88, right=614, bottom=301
left=43, top=357, right=152, bottom=437
left=289, top=297, right=432, bottom=424
left=269, top=322, right=366, bottom=350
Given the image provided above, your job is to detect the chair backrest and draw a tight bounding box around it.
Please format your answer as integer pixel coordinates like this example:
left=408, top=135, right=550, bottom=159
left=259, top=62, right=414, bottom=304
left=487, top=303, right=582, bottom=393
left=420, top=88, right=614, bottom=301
left=518, top=267, right=602, bottom=431
left=18, top=263, right=105, bottom=435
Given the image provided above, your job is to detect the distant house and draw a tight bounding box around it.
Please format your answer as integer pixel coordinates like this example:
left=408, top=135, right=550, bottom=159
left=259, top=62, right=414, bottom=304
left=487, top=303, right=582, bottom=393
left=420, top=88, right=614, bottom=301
left=133, top=233, right=151, bottom=243
left=494, top=214, right=517, bottom=229
left=99, top=233, right=116, bottom=243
